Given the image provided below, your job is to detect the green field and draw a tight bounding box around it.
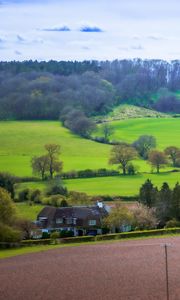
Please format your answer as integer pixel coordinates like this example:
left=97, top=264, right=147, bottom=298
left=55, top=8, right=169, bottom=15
left=1, top=119, right=180, bottom=197
left=97, top=118, right=180, bottom=150
left=1, top=118, right=180, bottom=177
left=16, top=172, right=180, bottom=197
left=0, top=121, right=110, bottom=176
left=63, top=173, right=180, bottom=196
left=16, top=203, right=44, bottom=220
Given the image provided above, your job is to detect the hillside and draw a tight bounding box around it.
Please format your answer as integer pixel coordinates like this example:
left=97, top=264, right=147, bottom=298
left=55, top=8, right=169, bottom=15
left=1, top=60, right=180, bottom=121
left=1, top=118, right=180, bottom=177
left=0, top=121, right=110, bottom=176
left=96, top=117, right=180, bottom=150
left=94, top=104, right=168, bottom=122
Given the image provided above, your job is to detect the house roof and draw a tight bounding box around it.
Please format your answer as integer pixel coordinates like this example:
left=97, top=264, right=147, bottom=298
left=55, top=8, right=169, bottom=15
left=37, top=205, right=108, bottom=228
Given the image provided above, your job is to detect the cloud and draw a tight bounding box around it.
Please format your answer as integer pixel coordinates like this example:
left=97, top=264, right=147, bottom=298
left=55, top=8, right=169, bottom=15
left=42, top=26, right=71, bottom=32
left=131, top=44, right=144, bottom=50
left=16, top=35, right=25, bottom=42
left=15, top=50, right=22, bottom=55
left=147, top=35, right=164, bottom=40
left=80, top=26, right=103, bottom=33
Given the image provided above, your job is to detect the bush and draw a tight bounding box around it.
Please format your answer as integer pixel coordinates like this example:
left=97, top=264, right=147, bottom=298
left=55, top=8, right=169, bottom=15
left=18, top=188, right=30, bottom=202
left=46, top=185, right=68, bottom=196
left=50, top=231, right=60, bottom=244
left=165, top=219, right=180, bottom=228
left=30, top=189, right=42, bottom=203
left=96, top=228, right=180, bottom=241
left=0, top=223, right=21, bottom=243
left=61, top=235, right=95, bottom=243
left=42, top=232, right=50, bottom=239
left=59, top=230, right=74, bottom=238
left=21, top=239, right=51, bottom=246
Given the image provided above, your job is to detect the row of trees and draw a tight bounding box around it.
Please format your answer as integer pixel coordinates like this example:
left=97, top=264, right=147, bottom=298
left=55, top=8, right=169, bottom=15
left=109, top=137, right=180, bottom=174
left=139, top=180, right=180, bottom=227
left=1, top=59, right=180, bottom=121
left=104, top=179, right=180, bottom=232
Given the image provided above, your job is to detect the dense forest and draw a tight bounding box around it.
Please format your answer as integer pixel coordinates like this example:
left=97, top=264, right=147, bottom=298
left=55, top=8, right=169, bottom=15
left=1, top=59, right=180, bottom=120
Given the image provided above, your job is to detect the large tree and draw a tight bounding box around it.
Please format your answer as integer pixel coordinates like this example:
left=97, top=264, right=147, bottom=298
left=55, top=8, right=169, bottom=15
left=104, top=203, right=133, bottom=232
left=0, top=172, right=16, bottom=198
left=109, top=144, right=137, bottom=175
left=31, top=155, right=49, bottom=180
left=0, top=187, right=16, bottom=225
left=101, top=123, right=114, bottom=142
left=132, top=204, right=157, bottom=230
left=164, top=146, right=180, bottom=167
left=45, top=144, right=63, bottom=179
left=139, top=179, right=158, bottom=208
left=133, top=135, right=156, bottom=159
left=171, top=183, right=180, bottom=220
left=148, top=150, right=167, bottom=173
left=155, top=182, right=172, bottom=225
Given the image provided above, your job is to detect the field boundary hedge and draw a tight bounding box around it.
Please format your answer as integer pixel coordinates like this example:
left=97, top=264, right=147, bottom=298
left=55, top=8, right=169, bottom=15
left=2, top=228, right=180, bottom=248
left=58, top=227, right=180, bottom=244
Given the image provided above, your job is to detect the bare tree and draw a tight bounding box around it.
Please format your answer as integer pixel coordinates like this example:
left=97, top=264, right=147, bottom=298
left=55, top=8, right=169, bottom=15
left=148, top=150, right=167, bottom=173
left=101, top=123, right=114, bottom=142
left=45, top=144, right=62, bottom=179
left=164, top=146, right=180, bottom=167
left=109, top=145, right=137, bottom=175
left=31, top=155, right=49, bottom=180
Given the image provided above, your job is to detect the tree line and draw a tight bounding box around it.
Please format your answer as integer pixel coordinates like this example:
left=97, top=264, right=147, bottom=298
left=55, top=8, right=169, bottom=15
left=1, top=59, right=180, bottom=121
left=110, top=136, right=180, bottom=175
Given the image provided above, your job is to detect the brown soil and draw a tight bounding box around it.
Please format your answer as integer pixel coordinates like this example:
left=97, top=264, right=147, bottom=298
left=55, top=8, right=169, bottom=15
left=1, top=236, right=180, bottom=300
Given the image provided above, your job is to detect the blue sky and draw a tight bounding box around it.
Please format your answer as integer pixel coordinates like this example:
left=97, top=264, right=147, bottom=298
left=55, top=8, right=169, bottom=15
left=1, top=0, right=180, bottom=61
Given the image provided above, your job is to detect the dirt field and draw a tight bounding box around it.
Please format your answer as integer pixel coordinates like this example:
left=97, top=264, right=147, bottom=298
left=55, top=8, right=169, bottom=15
left=1, top=237, right=180, bottom=300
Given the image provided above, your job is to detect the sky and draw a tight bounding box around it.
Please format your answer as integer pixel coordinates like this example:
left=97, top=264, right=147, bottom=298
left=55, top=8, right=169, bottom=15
left=1, top=0, right=180, bottom=61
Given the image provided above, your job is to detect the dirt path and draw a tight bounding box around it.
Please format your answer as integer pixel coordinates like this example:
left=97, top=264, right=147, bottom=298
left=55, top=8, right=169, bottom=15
left=1, top=237, right=180, bottom=300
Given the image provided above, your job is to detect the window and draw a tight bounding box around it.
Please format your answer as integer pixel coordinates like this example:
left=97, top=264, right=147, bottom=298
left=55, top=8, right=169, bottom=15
left=73, top=218, right=77, bottom=225
left=56, top=218, right=63, bottom=224
left=66, top=218, right=72, bottom=225
left=88, top=220, right=96, bottom=226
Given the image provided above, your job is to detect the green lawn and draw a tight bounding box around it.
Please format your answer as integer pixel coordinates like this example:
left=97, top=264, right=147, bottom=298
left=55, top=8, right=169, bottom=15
left=64, top=172, right=180, bottom=196
left=16, top=203, right=44, bottom=221
left=1, top=119, right=180, bottom=196
left=0, top=121, right=110, bottom=176
left=0, top=119, right=180, bottom=177
left=97, top=118, right=180, bottom=150
left=16, top=172, right=180, bottom=197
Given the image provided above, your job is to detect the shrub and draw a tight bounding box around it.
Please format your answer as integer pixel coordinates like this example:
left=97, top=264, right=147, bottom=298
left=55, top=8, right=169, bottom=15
left=165, top=219, right=180, bottom=228
left=61, top=235, right=95, bottom=243
left=30, top=189, right=42, bottom=203
left=46, top=185, right=67, bottom=196
left=0, top=223, right=21, bottom=243
left=50, top=231, right=60, bottom=244
left=59, top=230, right=74, bottom=238
left=21, top=239, right=51, bottom=246
left=42, top=232, right=50, bottom=239
left=18, top=188, right=30, bottom=202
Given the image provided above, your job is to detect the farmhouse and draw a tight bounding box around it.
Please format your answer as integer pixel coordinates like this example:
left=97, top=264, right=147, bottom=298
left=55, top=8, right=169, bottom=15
left=36, top=202, right=109, bottom=236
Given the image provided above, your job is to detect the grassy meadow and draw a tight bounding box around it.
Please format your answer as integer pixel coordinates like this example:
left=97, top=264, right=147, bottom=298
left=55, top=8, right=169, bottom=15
left=1, top=118, right=180, bottom=198
left=16, top=203, right=44, bottom=220
left=16, top=172, right=180, bottom=197
left=97, top=117, right=180, bottom=150
left=0, top=121, right=110, bottom=176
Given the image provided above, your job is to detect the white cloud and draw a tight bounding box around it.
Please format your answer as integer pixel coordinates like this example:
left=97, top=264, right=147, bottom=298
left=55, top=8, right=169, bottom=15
left=1, top=0, right=180, bottom=61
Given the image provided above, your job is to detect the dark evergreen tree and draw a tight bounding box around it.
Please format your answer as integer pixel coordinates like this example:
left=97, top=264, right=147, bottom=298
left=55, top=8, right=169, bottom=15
left=171, top=182, right=180, bottom=220
left=139, top=179, right=158, bottom=208
left=155, top=182, right=172, bottom=226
